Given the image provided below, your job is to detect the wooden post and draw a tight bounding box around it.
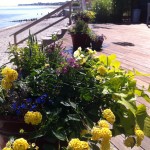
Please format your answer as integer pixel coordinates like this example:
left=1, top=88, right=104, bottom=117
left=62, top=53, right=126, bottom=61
left=14, top=34, right=17, bottom=45
left=69, top=1, right=72, bottom=25
left=81, top=0, right=86, bottom=11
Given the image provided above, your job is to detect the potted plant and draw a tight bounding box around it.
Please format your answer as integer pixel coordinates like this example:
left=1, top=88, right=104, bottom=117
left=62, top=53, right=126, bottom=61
left=1, top=34, right=150, bottom=150
left=68, top=19, right=91, bottom=51
left=72, top=10, right=96, bottom=23
left=90, top=32, right=106, bottom=51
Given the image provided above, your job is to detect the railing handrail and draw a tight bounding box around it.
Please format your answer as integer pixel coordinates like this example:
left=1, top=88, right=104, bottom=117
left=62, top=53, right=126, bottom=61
left=11, top=1, right=71, bottom=35
left=12, top=1, right=72, bottom=45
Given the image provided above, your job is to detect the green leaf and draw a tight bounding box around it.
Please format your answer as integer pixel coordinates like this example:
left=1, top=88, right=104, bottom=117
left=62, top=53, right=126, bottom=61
left=141, top=93, right=150, bottom=103
left=143, top=116, right=150, bottom=137
left=134, top=89, right=143, bottom=96
left=67, top=114, right=80, bottom=121
left=52, top=130, right=66, bottom=141
left=118, top=99, right=136, bottom=115
left=136, top=104, right=147, bottom=130
left=60, top=102, right=71, bottom=107
left=0, top=97, right=4, bottom=103
left=148, top=84, right=150, bottom=92
left=119, top=110, right=135, bottom=135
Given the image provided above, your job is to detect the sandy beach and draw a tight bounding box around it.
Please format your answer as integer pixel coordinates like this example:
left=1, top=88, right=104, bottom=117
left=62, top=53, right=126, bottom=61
left=0, top=17, right=69, bottom=67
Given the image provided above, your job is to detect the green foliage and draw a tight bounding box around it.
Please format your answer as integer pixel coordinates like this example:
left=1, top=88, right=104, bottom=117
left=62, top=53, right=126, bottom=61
left=68, top=19, right=91, bottom=35
left=1, top=39, right=150, bottom=149
left=8, top=33, right=46, bottom=77
left=72, top=10, right=96, bottom=23
left=91, top=0, right=114, bottom=22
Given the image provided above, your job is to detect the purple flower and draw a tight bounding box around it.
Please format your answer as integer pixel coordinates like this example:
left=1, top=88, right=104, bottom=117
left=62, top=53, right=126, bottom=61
left=67, top=58, right=80, bottom=68
left=62, top=66, right=68, bottom=74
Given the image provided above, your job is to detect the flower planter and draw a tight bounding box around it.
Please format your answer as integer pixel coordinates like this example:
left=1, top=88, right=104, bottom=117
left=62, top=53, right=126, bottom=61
left=91, top=40, right=103, bottom=51
left=0, top=116, right=34, bottom=149
left=71, top=33, right=91, bottom=52
left=0, top=116, right=68, bottom=149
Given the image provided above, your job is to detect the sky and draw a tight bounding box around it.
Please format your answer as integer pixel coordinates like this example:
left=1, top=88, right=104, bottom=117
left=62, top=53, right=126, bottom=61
left=0, top=0, right=66, bottom=6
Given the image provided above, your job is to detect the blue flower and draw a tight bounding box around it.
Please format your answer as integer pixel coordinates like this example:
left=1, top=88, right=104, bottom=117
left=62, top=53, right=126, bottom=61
left=26, top=98, right=32, bottom=103
left=20, top=103, right=27, bottom=109
left=12, top=102, right=17, bottom=110
left=16, top=109, right=21, bottom=115
left=30, top=105, right=37, bottom=111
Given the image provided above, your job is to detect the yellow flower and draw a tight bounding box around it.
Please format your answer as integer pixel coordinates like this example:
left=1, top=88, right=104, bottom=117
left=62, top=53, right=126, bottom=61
left=87, top=48, right=96, bottom=55
left=73, top=47, right=82, bottom=58
left=101, top=139, right=110, bottom=150
left=98, top=120, right=109, bottom=128
left=100, top=128, right=112, bottom=140
left=124, top=137, right=135, bottom=148
left=1, top=78, right=12, bottom=90
left=95, top=75, right=102, bottom=81
left=2, top=147, right=13, bottom=150
left=80, top=141, right=89, bottom=150
left=24, top=111, right=42, bottom=125
left=97, top=66, right=107, bottom=75
left=102, top=109, right=115, bottom=124
left=1, top=67, right=18, bottom=82
left=13, top=138, right=29, bottom=150
left=80, top=58, right=87, bottom=65
left=91, top=127, right=102, bottom=140
left=68, top=138, right=81, bottom=150
left=19, top=129, right=24, bottom=134
left=68, top=139, right=89, bottom=150
left=135, top=129, right=144, bottom=146
left=45, top=64, right=50, bottom=67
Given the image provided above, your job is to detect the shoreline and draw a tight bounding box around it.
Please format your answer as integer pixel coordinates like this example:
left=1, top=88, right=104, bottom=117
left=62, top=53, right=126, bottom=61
left=0, top=17, right=69, bottom=67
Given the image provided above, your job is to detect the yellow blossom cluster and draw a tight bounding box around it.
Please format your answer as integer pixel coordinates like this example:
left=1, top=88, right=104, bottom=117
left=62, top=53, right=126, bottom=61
left=3, top=148, right=13, bottom=150
left=73, top=47, right=96, bottom=65
left=101, top=139, right=111, bottom=150
left=1, top=67, right=18, bottom=90
left=98, top=120, right=109, bottom=128
left=2, top=138, right=29, bottom=150
left=24, top=111, right=42, bottom=125
left=3, top=138, right=39, bottom=150
left=68, top=138, right=89, bottom=150
left=91, top=127, right=112, bottom=141
left=13, top=138, right=29, bottom=150
left=135, top=129, right=144, bottom=146
left=102, top=109, right=115, bottom=124
left=124, top=128, right=144, bottom=148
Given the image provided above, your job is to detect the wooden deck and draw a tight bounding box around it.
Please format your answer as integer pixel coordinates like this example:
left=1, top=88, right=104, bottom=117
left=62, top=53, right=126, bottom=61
left=61, top=23, right=150, bottom=150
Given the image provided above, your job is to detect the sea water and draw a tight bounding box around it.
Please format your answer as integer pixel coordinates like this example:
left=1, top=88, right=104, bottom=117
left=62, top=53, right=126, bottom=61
left=0, top=5, right=58, bottom=29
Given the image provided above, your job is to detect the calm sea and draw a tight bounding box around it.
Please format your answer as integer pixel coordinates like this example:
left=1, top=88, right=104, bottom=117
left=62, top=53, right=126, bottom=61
left=0, top=5, right=58, bottom=29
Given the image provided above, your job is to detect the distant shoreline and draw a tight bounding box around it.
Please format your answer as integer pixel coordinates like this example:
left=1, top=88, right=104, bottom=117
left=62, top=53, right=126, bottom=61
left=18, top=2, right=66, bottom=6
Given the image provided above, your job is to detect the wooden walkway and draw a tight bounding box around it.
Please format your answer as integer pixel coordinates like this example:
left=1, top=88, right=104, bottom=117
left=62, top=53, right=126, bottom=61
left=61, top=23, right=150, bottom=150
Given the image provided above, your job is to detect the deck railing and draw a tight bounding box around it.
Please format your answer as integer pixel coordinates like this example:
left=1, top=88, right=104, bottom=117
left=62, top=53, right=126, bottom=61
left=11, top=1, right=72, bottom=45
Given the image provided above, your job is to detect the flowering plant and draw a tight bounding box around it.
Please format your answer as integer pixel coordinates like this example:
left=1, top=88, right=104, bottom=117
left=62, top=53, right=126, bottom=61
left=0, top=33, right=150, bottom=150
left=72, top=10, right=96, bottom=23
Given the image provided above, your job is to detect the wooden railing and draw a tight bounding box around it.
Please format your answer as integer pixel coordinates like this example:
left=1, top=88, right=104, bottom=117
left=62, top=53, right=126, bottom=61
left=11, top=1, right=72, bottom=45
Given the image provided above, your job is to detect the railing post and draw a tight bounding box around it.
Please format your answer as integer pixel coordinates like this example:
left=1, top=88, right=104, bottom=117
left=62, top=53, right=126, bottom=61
left=69, top=1, right=72, bottom=25
left=14, top=34, right=17, bottom=45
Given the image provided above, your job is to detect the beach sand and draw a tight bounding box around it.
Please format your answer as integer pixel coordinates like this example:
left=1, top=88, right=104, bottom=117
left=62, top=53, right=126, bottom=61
left=0, top=17, right=69, bottom=67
